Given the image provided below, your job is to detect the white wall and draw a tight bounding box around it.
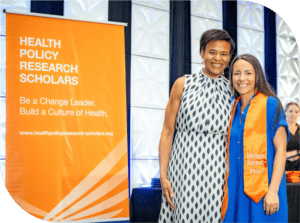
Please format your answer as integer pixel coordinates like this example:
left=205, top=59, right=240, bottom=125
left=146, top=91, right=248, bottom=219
left=130, top=0, right=170, bottom=191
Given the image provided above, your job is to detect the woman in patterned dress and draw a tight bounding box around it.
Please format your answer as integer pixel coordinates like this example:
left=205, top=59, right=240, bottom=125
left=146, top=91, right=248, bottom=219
left=222, top=54, right=289, bottom=222
left=158, top=29, right=235, bottom=223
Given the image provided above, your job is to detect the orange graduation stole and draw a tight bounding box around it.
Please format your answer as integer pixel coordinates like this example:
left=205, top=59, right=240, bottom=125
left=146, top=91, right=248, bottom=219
left=222, top=92, right=269, bottom=220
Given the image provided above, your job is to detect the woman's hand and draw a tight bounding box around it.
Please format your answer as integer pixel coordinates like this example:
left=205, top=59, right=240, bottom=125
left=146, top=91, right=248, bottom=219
left=161, top=177, right=175, bottom=211
left=263, top=126, right=286, bottom=215
left=287, top=150, right=300, bottom=162
left=263, top=191, right=279, bottom=215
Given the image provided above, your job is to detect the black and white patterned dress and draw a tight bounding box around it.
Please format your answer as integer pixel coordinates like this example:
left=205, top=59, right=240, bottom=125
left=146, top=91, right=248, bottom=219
left=159, top=70, right=232, bottom=223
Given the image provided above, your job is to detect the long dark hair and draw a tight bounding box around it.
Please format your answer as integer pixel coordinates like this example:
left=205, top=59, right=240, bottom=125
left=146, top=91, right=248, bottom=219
left=229, top=54, right=283, bottom=127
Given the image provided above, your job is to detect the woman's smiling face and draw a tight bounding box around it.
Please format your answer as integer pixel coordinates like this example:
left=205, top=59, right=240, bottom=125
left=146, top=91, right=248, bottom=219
left=232, top=59, right=256, bottom=99
left=200, top=40, right=231, bottom=78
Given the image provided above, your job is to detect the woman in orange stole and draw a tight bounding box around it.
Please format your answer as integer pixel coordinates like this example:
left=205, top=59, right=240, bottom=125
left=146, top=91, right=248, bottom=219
left=222, top=54, right=289, bottom=222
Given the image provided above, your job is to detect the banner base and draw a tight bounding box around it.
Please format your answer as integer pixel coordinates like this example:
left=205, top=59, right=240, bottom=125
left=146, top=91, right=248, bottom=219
left=61, top=218, right=130, bottom=223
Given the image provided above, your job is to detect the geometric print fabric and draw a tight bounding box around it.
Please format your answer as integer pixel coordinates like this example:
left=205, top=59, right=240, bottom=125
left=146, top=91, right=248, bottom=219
left=159, top=70, right=232, bottom=223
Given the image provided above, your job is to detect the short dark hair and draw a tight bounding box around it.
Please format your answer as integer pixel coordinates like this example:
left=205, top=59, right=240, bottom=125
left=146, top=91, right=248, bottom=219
left=200, top=29, right=235, bottom=55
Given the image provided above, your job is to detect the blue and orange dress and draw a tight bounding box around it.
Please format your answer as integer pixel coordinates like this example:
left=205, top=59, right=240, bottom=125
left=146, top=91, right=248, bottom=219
left=223, top=94, right=289, bottom=222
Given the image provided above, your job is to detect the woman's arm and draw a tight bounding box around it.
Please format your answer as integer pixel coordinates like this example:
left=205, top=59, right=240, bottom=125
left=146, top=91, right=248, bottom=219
left=159, top=76, right=185, bottom=211
left=263, top=126, right=287, bottom=215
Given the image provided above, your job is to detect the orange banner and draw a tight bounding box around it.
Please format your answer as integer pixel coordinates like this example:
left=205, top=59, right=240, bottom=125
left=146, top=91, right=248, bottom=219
left=6, top=13, right=129, bottom=222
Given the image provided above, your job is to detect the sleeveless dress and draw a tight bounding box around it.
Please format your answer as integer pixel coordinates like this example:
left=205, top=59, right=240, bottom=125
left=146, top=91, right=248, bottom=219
left=158, top=70, right=232, bottom=223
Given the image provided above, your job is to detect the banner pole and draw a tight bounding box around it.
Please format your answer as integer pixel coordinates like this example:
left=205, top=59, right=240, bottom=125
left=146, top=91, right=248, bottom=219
left=3, top=9, right=128, bottom=27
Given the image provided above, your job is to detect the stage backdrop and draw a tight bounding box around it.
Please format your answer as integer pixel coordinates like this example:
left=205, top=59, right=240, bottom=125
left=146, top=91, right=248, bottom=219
left=5, top=12, right=129, bottom=222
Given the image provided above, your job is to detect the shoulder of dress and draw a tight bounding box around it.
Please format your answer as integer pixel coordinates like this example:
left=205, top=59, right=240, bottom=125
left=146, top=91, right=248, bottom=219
left=220, top=76, right=230, bottom=87
left=219, top=77, right=232, bottom=94
left=221, top=75, right=230, bottom=83
left=183, top=73, right=198, bottom=84
left=266, top=97, right=282, bottom=118
left=266, top=96, right=279, bottom=106
left=183, top=73, right=197, bottom=77
left=190, top=73, right=198, bottom=78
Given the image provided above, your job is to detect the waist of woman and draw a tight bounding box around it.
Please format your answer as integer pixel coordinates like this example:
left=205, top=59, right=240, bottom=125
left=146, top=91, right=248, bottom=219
left=175, top=128, right=228, bottom=136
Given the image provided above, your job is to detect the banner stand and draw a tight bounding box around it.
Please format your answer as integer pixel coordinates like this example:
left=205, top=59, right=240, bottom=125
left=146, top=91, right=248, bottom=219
left=5, top=9, right=129, bottom=223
